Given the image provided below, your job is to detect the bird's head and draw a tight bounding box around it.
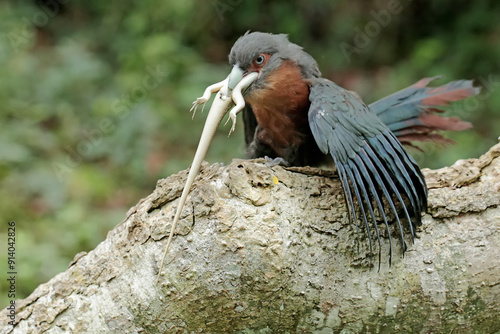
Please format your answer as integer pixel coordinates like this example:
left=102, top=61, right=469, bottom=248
left=226, top=31, right=321, bottom=93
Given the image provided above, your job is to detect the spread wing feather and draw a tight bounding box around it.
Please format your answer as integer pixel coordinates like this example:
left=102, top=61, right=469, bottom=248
left=308, top=78, right=427, bottom=264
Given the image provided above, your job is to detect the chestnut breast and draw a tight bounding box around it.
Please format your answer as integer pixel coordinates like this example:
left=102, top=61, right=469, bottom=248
left=245, top=60, right=311, bottom=155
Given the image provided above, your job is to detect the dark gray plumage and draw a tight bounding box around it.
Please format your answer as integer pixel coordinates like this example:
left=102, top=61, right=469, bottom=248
left=230, top=32, right=321, bottom=89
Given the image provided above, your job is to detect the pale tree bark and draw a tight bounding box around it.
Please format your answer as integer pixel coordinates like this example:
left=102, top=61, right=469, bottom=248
left=1, top=142, right=500, bottom=334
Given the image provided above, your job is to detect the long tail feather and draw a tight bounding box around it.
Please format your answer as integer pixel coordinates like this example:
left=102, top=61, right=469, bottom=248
left=369, top=77, right=479, bottom=145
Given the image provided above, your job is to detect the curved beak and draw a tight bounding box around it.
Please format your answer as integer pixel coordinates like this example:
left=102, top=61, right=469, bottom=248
left=227, top=65, right=246, bottom=91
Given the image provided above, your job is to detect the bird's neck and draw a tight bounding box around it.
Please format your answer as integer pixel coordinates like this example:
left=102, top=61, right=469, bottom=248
left=245, top=60, right=311, bottom=155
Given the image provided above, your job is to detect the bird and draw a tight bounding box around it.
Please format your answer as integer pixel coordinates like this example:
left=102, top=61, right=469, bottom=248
left=227, top=31, right=478, bottom=262
left=157, top=31, right=479, bottom=278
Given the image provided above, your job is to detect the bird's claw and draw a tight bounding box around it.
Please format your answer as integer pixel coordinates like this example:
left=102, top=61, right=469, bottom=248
left=264, top=156, right=290, bottom=167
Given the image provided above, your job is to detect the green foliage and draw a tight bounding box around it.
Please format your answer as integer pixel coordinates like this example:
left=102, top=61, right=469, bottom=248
left=0, top=0, right=498, bottom=308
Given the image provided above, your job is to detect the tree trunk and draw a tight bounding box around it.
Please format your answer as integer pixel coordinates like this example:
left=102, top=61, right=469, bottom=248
left=2, top=143, right=500, bottom=334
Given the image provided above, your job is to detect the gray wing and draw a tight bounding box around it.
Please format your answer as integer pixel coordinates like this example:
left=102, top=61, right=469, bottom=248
left=308, top=78, right=427, bottom=265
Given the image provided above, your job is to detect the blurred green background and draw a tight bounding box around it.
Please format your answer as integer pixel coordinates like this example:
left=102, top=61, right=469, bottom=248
left=1, top=0, right=499, bottom=308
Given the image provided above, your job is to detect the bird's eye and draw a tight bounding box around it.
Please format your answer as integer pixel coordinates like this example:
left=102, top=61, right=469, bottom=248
left=255, top=55, right=265, bottom=65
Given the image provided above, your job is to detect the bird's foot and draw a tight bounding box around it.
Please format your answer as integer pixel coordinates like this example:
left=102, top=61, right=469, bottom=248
left=264, top=156, right=289, bottom=167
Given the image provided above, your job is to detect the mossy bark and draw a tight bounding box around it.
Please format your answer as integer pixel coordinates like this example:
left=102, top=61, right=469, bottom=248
left=2, top=143, right=500, bottom=334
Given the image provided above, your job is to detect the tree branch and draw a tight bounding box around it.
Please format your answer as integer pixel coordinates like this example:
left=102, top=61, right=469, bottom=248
left=2, top=143, right=500, bottom=333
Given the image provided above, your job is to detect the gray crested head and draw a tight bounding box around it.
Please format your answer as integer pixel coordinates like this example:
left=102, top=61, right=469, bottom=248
left=228, top=31, right=321, bottom=79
